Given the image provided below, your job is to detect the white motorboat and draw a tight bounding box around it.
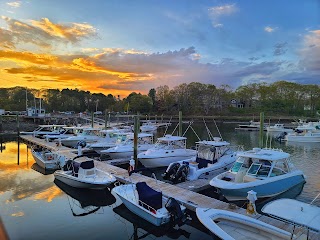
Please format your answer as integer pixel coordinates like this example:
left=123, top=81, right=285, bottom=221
left=44, top=126, right=81, bottom=142
left=262, top=198, right=320, bottom=233
left=138, top=135, right=197, bottom=168
left=59, top=127, right=104, bottom=148
left=209, top=148, right=306, bottom=201
left=20, top=124, right=66, bottom=137
left=283, top=126, right=320, bottom=142
left=54, top=157, right=116, bottom=189
left=31, top=147, right=64, bottom=170
left=88, top=130, right=129, bottom=154
left=235, top=121, right=265, bottom=131
left=163, top=138, right=237, bottom=183
left=196, top=208, right=293, bottom=240
left=140, top=121, right=158, bottom=132
left=101, top=133, right=154, bottom=159
left=267, top=123, right=293, bottom=133
left=112, top=182, right=186, bottom=226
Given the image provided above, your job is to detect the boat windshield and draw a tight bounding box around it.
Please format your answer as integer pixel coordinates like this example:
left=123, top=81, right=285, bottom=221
left=247, top=163, right=262, bottom=175
left=231, top=161, right=243, bottom=173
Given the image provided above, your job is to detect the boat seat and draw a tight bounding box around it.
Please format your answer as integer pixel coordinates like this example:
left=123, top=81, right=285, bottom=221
left=78, top=160, right=96, bottom=178
left=243, top=175, right=256, bottom=182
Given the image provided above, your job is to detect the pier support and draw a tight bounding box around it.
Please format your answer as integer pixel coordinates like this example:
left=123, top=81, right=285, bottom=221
left=133, top=115, right=140, bottom=166
left=259, top=112, right=264, bottom=148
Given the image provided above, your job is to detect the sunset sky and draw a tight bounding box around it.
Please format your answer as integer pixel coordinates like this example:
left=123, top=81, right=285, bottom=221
left=0, top=0, right=319, bottom=97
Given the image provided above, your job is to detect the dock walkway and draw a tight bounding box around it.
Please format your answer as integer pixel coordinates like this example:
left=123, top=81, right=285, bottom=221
left=20, top=135, right=318, bottom=239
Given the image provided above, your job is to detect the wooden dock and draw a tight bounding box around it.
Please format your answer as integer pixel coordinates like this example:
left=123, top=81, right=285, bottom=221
left=20, top=135, right=318, bottom=239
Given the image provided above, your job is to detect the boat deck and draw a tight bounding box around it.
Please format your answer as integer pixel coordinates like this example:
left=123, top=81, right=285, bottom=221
left=20, top=135, right=318, bottom=239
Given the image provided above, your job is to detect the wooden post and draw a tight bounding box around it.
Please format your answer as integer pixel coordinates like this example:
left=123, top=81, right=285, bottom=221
left=179, top=111, right=182, bottom=136
left=16, top=114, right=20, bottom=136
left=133, top=115, right=140, bottom=166
left=91, top=112, right=94, bottom=128
left=259, top=112, right=264, bottom=148
left=104, top=111, right=107, bottom=129
left=0, top=115, right=2, bottom=133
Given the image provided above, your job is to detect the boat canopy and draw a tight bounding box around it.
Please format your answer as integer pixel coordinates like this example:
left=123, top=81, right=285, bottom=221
left=157, top=135, right=187, bottom=142
left=195, top=140, right=230, bottom=147
left=237, top=148, right=290, bottom=161
left=136, top=182, right=162, bottom=210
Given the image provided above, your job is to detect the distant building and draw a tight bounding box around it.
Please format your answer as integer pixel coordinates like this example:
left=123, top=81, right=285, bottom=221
left=26, top=107, right=45, bottom=117
left=230, top=99, right=244, bottom=108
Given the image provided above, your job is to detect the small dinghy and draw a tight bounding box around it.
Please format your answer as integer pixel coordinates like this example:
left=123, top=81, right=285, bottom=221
left=31, top=147, right=62, bottom=170
left=196, top=208, right=293, bottom=240
left=54, top=157, right=116, bottom=189
left=112, top=182, right=186, bottom=226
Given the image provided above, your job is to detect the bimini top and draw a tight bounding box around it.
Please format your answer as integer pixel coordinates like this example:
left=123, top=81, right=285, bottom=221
left=262, top=198, right=320, bottom=232
left=126, top=133, right=154, bottom=139
left=237, top=148, right=290, bottom=161
left=196, top=139, right=230, bottom=147
left=157, top=135, right=187, bottom=142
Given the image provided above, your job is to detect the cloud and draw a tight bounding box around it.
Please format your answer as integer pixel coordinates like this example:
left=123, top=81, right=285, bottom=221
left=264, top=26, right=277, bottom=33
left=0, top=16, right=97, bottom=49
left=6, top=1, right=21, bottom=8
left=208, top=4, right=237, bottom=28
left=273, top=42, right=288, bottom=56
left=299, top=30, right=320, bottom=72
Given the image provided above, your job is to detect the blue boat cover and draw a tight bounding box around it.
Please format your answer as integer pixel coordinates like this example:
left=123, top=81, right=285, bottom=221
left=136, top=182, right=162, bottom=210
left=80, top=160, right=94, bottom=169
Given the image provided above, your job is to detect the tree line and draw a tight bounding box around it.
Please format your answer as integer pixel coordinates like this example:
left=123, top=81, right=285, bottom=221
left=0, top=81, right=319, bottom=117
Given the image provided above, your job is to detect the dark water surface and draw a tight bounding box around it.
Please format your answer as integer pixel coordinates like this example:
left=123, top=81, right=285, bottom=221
left=0, top=122, right=319, bottom=240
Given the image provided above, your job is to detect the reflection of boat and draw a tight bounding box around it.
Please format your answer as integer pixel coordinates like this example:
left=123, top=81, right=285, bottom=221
left=101, top=133, right=154, bottom=159
left=54, top=157, right=116, bottom=189
left=262, top=198, right=320, bottom=233
left=31, top=147, right=62, bottom=170
left=196, top=208, right=293, bottom=240
left=113, top=204, right=191, bottom=239
left=31, top=163, right=56, bottom=175
left=209, top=148, right=306, bottom=201
left=112, top=182, right=186, bottom=226
left=163, top=138, right=236, bottom=183
left=54, top=179, right=116, bottom=208
left=138, top=135, right=197, bottom=168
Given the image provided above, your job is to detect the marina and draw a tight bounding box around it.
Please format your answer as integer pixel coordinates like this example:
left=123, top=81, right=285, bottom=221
left=0, top=122, right=320, bottom=240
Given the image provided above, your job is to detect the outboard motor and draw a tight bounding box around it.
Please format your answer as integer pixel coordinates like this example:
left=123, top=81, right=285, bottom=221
left=63, top=159, right=74, bottom=171
left=77, top=140, right=87, bottom=148
left=162, top=162, right=180, bottom=180
left=275, top=131, right=287, bottom=142
left=165, top=197, right=186, bottom=226
left=171, top=164, right=189, bottom=183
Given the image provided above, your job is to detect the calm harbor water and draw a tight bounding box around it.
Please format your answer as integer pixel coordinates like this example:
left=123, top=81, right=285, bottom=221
left=0, top=122, right=319, bottom=240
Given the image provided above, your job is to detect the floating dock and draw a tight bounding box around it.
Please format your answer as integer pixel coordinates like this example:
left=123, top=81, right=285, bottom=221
left=20, top=135, right=318, bottom=239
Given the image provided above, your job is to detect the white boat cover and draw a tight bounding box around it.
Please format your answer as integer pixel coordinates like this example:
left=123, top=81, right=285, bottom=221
left=262, top=198, right=320, bottom=231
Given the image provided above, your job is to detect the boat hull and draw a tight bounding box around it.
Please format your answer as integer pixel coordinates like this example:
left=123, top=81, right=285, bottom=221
left=31, top=150, right=59, bottom=170
left=138, top=149, right=197, bottom=168
left=54, top=170, right=115, bottom=189
left=196, top=208, right=292, bottom=240
left=213, top=174, right=305, bottom=201
left=285, top=134, right=320, bottom=142
left=117, top=195, right=169, bottom=226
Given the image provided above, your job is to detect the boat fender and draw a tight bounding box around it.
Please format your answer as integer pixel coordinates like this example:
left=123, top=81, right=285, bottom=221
left=162, top=162, right=180, bottom=180
left=165, top=197, right=186, bottom=226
